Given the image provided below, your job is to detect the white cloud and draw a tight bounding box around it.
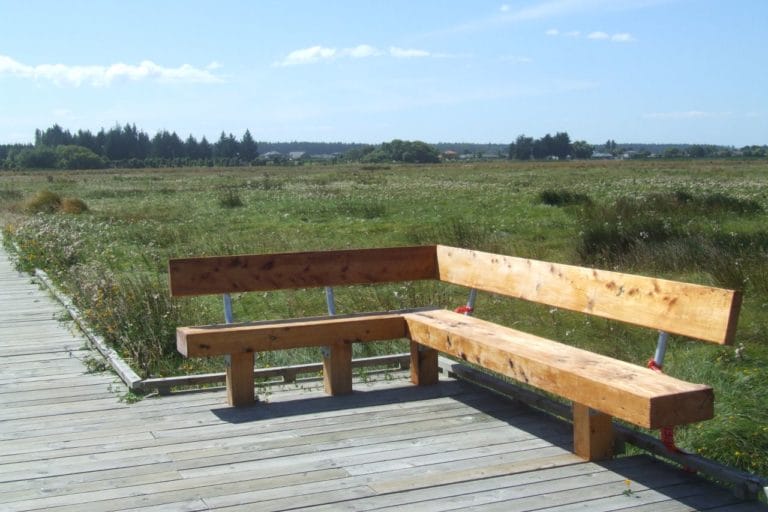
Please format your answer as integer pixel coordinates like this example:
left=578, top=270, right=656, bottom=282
left=344, top=45, right=382, bottom=58
left=501, top=55, right=534, bottom=63
left=549, top=28, right=630, bottom=41
left=275, top=44, right=437, bottom=66
left=587, top=31, right=610, bottom=40
left=276, top=46, right=337, bottom=66
left=389, top=47, right=431, bottom=58
left=0, top=54, right=222, bottom=86
left=643, top=111, right=731, bottom=120
left=586, top=31, right=635, bottom=42
left=611, top=32, right=635, bottom=42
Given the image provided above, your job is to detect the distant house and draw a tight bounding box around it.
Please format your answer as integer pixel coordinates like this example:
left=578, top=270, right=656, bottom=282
left=312, top=153, right=341, bottom=162
left=261, top=151, right=286, bottom=164
left=591, top=152, right=614, bottom=160
left=288, top=151, right=308, bottom=161
left=441, top=150, right=459, bottom=161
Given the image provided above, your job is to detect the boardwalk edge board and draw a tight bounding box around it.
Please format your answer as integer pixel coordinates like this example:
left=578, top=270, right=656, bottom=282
left=33, top=268, right=144, bottom=390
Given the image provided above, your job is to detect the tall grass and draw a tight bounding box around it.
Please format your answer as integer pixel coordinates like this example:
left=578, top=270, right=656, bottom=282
left=575, top=191, right=768, bottom=290
left=2, top=160, right=767, bottom=477
left=68, top=264, right=202, bottom=377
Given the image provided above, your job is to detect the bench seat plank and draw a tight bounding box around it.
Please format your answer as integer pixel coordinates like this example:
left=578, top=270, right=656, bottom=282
left=177, top=310, right=412, bottom=357
left=403, top=309, right=714, bottom=429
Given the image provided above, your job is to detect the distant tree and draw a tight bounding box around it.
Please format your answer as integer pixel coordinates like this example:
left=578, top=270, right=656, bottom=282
left=532, top=134, right=552, bottom=159
left=240, top=129, right=258, bottom=161
left=55, top=145, right=107, bottom=170
left=344, top=145, right=375, bottom=161
left=151, top=130, right=185, bottom=159
left=742, top=145, right=767, bottom=157
left=103, top=124, right=128, bottom=160
left=74, top=129, right=100, bottom=155
left=198, top=136, right=213, bottom=160
left=552, top=132, right=571, bottom=159
left=571, top=140, right=594, bottom=159
left=184, top=135, right=199, bottom=159
left=36, top=124, right=73, bottom=147
left=14, top=146, right=58, bottom=168
left=214, top=132, right=239, bottom=159
left=507, top=142, right=516, bottom=160
left=664, top=147, right=684, bottom=158
left=514, top=135, right=534, bottom=160
left=688, top=144, right=718, bottom=158
left=402, top=140, right=439, bottom=163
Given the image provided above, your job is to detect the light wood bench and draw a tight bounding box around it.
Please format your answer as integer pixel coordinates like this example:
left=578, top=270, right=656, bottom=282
left=169, top=245, right=741, bottom=460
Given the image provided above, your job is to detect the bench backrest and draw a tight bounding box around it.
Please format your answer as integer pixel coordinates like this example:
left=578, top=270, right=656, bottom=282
left=169, top=245, right=741, bottom=345
left=168, top=246, right=437, bottom=295
left=435, top=246, right=741, bottom=345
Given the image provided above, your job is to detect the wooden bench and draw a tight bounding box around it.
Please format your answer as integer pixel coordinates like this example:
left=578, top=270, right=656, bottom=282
left=169, top=245, right=741, bottom=460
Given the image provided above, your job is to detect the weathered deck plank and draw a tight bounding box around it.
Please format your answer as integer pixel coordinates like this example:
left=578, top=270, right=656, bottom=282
left=1, top=246, right=764, bottom=511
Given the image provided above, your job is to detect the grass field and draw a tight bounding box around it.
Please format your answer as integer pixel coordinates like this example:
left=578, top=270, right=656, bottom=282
left=1, top=159, right=767, bottom=478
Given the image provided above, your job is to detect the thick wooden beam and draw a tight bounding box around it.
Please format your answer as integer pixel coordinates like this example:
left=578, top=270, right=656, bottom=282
left=409, top=341, right=439, bottom=386
left=435, top=245, right=742, bottom=344
left=573, top=402, right=614, bottom=461
left=177, top=311, right=410, bottom=357
left=403, top=309, right=714, bottom=429
left=168, top=246, right=438, bottom=297
left=226, top=353, right=255, bottom=406
left=322, top=342, right=353, bottom=395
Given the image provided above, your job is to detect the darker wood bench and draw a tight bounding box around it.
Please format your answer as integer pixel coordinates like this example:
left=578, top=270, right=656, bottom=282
left=169, top=245, right=742, bottom=460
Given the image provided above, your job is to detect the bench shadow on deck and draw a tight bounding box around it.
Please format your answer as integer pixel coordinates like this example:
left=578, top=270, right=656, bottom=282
left=201, top=377, right=761, bottom=511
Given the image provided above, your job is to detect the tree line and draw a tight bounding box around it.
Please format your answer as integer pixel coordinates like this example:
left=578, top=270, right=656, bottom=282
left=1, top=123, right=765, bottom=170
left=1, top=124, right=260, bottom=170
left=508, top=132, right=593, bottom=160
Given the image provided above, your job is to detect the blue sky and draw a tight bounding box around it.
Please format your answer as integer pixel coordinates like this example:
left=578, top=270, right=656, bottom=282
left=1, top=0, right=766, bottom=146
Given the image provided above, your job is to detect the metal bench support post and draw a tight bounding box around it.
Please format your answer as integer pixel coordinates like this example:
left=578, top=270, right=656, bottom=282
left=653, top=331, right=670, bottom=368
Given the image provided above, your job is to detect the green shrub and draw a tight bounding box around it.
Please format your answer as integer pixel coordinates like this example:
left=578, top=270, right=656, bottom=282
left=576, top=199, right=677, bottom=264
left=24, top=190, right=62, bottom=213
left=538, top=189, right=592, bottom=207
left=55, top=145, right=108, bottom=170
left=218, top=188, right=244, bottom=208
left=60, top=197, right=89, bottom=214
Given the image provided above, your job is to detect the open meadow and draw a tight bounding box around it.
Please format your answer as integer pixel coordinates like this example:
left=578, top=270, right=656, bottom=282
left=1, top=159, right=767, bottom=477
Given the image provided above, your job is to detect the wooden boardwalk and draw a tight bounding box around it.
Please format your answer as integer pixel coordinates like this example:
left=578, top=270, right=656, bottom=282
left=1, top=248, right=766, bottom=511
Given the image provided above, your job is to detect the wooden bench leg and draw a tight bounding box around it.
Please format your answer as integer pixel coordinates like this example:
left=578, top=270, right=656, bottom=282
left=573, top=402, right=614, bottom=461
left=410, top=341, right=439, bottom=386
left=226, top=352, right=255, bottom=406
left=323, top=341, right=352, bottom=395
